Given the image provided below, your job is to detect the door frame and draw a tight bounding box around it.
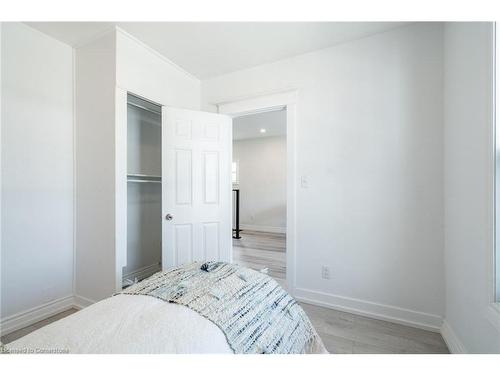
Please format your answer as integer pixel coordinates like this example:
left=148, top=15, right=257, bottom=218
left=115, top=88, right=165, bottom=292
left=218, top=90, right=298, bottom=296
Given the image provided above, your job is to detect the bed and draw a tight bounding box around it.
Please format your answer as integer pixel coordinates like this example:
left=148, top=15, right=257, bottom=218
left=5, top=262, right=327, bottom=354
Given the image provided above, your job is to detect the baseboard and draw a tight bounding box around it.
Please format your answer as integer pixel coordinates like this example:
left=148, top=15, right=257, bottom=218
left=1, top=287, right=446, bottom=342
left=294, top=287, right=443, bottom=333
left=440, top=319, right=467, bottom=353
left=0, top=295, right=75, bottom=337
left=0, top=294, right=98, bottom=337
left=72, top=295, right=96, bottom=310
left=239, top=224, right=286, bottom=234
left=122, top=262, right=161, bottom=283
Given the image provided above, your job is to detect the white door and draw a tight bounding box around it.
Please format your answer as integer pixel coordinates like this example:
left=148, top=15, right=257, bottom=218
left=162, top=107, right=232, bottom=269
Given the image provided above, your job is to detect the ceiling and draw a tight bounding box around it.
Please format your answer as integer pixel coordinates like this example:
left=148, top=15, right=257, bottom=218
left=233, top=109, right=286, bottom=141
left=26, top=22, right=410, bottom=79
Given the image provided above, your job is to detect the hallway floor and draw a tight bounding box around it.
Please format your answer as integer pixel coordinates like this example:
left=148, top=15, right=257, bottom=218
left=232, top=230, right=286, bottom=280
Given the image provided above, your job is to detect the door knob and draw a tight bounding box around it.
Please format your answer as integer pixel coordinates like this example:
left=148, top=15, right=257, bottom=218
left=165, top=214, right=174, bottom=221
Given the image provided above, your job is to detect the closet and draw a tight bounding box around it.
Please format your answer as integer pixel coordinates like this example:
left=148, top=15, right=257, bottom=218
left=123, top=94, right=162, bottom=287
left=74, top=36, right=233, bottom=302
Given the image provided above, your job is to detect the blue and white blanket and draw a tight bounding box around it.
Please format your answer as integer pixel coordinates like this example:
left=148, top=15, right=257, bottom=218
left=122, top=261, right=325, bottom=354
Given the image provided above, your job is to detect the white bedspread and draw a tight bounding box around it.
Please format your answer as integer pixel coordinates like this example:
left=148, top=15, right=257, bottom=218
left=6, top=294, right=327, bottom=354
left=7, top=294, right=233, bottom=354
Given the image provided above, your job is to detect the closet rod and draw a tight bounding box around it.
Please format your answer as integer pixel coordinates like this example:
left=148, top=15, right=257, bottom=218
left=127, top=173, right=161, bottom=179
left=127, top=101, right=161, bottom=116
left=127, top=179, right=161, bottom=184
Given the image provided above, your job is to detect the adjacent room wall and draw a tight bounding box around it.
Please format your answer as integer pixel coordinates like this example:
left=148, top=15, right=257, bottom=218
left=1, top=23, right=74, bottom=320
left=233, top=136, right=287, bottom=232
left=203, top=23, right=445, bottom=330
left=443, top=22, right=499, bottom=353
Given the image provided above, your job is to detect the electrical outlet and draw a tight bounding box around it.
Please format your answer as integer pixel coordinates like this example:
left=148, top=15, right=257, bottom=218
left=321, top=265, right=331, bottom=280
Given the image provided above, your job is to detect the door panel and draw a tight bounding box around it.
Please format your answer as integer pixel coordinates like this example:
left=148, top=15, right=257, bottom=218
left=203, top=222, right=220, bottom=261
left=162, top=107, right=231, bottom=269
left=175, top=224, right=193, bottom=265
left=203, top=151, right=219, bottom=204
left=175, top=149, right=192, bottom=205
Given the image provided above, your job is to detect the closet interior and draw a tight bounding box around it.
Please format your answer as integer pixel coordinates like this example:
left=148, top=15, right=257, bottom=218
left=123, top=94, right=162, bottom=287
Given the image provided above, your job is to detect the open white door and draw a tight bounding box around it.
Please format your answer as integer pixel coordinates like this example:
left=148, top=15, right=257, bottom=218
left=162, top=107, right=232, bottom=269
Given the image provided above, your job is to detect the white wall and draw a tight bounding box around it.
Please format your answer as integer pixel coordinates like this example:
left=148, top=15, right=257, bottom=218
left=114, top=28, right=201, bottom=283
left=75, top=28, right=202, bottom=303
left=443, top=22, right=500, bottom=353
left=116, top=29, right=201, bottom=110
left=74, top=31, right=117, bottom=303
left=0, top=22, right=3, bottom=322
left=203, top=23, right=445, bottom=330
left=1, top=23, right=74, bottom=319
left=233, top=136, right=286, bottom=232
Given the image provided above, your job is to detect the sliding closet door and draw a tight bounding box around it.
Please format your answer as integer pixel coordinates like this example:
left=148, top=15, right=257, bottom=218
left=162, top=107, right=232, bottom=269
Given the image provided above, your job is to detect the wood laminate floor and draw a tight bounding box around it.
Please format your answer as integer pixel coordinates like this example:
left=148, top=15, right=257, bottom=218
left=1, top=230, right=449, bottom=353
left=1, top=308, right=78, bottom=345
left=302, top=303, right=448, bottom=353
left=1, top=304, right=449, bottom=353
left=233, top=230, right=286, bottom=280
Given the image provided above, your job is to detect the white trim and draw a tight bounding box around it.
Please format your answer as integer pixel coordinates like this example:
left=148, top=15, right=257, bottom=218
left=20, top=22, right=74, bottom=49
left=0, top=294, right=98, bottom=337
left=217, top=90, right=298, bottom=115
left=490, top=24, right=500, bottom=334
left=492, top=21, right=498, bottom=307
left=73, top=26, right=116, bottom=49
left=491, top=22, right=498, bottom=323
left=213, top=87, right=299, bottom=109
left=0, top=295, right=75, bottom=337
left=294, top=287, right=443, bottom=333
left=115, top=27, right=200, bottom=83
left=218, top=90, right=298, bottom=296
left=115, top=87, right=128, bottom=293
left=0, top=22, right=3, bottom=324
left=72, top=295, right=96, bottom=310
left=441, top=320, right=467, bottom=353
left=239, top=224, right=286, bottom=234
left=122, top=263, right=162, bottom=282
left=72, top=46, right=77, bottom=298
left=486, top=303, right=500, bottom=332
left=225, top=105, right=286, bottom=119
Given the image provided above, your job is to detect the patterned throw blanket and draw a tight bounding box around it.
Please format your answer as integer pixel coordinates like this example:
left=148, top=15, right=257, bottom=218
left=122, top=262, right=323, bottom=354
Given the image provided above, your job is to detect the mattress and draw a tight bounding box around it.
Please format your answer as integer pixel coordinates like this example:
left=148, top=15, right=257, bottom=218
left=5, top=294, right=328, bottom=354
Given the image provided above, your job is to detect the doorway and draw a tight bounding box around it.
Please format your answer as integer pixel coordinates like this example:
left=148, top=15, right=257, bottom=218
left=231, top=109, right=287, bottom=287
left=218, top=90, right=298, bottom=294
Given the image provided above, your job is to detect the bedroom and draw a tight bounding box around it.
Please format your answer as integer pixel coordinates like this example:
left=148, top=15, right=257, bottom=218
left=0, top=0, right=499, bottom=371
